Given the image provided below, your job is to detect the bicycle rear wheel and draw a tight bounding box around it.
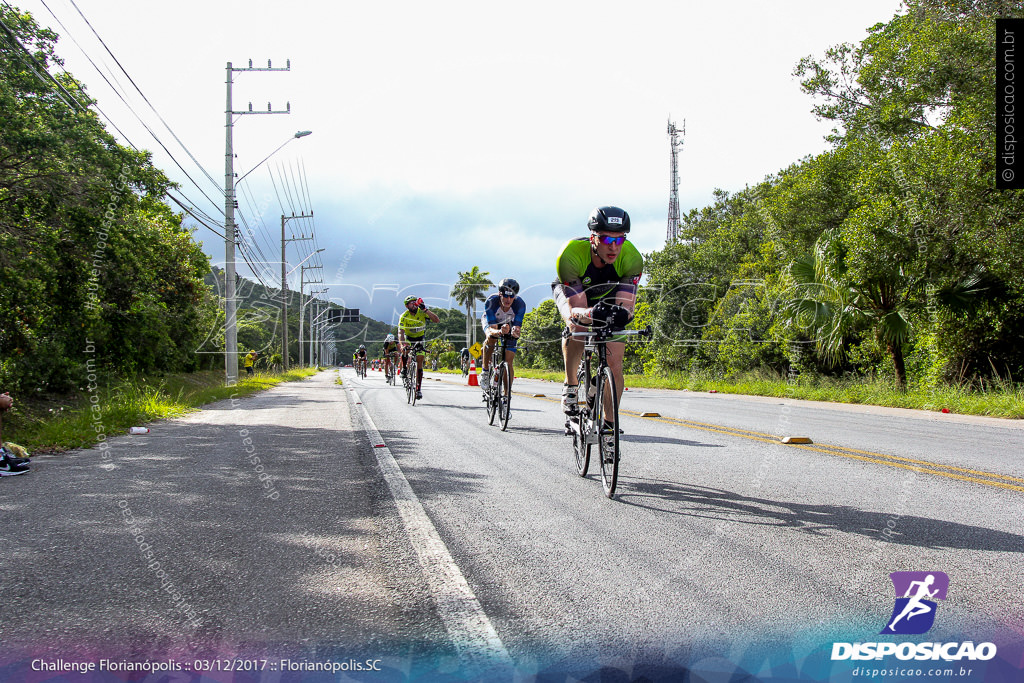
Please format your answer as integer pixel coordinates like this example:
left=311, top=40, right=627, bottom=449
left=407, top=359, right=417, bottom=404
left=498, top=364, right=511, bottom=431
left=597, top=366, right=619, bottom=498
left=572, top=358, right=591, bottom=476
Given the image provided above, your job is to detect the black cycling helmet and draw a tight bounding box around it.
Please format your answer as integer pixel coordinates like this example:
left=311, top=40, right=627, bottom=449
left=587, top=206, right=630, bottom=234
left=498, top=278, right=520, bottom=296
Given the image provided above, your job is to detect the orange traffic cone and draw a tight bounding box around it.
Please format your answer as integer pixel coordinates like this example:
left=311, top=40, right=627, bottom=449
left=468, top=358, right=478, bottom=386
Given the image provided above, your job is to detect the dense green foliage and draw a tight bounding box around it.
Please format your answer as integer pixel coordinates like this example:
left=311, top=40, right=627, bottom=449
left=0, top=6, right=218, bottom=394
left=622, top=0, right=1023, bottom=390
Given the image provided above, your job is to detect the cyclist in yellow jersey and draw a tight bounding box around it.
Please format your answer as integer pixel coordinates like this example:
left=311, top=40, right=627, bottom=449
left=398, top=295, right=439, bottom=399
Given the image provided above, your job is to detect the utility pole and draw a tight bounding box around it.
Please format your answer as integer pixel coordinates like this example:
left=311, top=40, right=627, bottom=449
left=299, top=265, right=323, bottom=367
left=312, top=304, right=330, bottom=366
left=224, top=58, right=291, bottom=384
left=304, top=287, right=327, bottom=367
left=280, top=213, right=314, bottom=370
left=666, top=118, right=685, bottom=243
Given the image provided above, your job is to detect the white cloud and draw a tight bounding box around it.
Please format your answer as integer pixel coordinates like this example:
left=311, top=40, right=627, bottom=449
left=16, top=0, right=904, bottom=321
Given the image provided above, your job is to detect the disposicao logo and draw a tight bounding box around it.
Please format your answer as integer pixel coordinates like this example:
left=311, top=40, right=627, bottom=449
left=831, top=571, right=997, bottom=662
left=882, top=571, right=948, bottom=635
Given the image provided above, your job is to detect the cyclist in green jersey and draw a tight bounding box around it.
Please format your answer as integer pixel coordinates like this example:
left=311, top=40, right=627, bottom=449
left=398, top=295, right=439, bottom=400
left=552, top=207, right=642, bottom=450
left=381, top=333, right=399, bottom=378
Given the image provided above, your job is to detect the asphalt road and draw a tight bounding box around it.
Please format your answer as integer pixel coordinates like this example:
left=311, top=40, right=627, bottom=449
left=2, top=368, right=1021, bottom=680
left=349, top=367, right=1024, bottom=674
left=0, top=371, right=452, bottom=671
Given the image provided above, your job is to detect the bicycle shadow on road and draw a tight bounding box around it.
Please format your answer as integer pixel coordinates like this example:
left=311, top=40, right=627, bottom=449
left=510, top=425, right=571, bottom=437
left=613, top=478, right=1024, bottom=553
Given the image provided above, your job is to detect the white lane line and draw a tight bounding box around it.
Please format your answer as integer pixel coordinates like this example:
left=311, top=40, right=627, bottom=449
left=348, top=388, right=512, bottom=668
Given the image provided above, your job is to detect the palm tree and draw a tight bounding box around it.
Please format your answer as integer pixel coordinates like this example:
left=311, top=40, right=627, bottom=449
left=450, top=266, right=493, bottom=349
left=786, top=235, right=913, bottom=390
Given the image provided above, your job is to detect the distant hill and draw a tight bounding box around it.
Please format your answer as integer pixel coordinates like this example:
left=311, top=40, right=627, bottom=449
left=204, top=268, right=474, bottom=364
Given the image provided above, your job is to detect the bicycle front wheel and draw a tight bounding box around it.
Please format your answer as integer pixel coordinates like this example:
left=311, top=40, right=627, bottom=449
left=498, top=364, right=511, bottom=431
left=597, top=366, right=619, bottom=498
left=572, top=410, right=590, bottom=477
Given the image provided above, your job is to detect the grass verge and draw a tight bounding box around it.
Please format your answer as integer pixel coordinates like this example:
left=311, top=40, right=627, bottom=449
left=3, top=367, right=321, bottom=453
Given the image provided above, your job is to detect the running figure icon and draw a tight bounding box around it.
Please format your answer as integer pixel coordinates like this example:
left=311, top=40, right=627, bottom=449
left=882, top=571, right=949, bottom=635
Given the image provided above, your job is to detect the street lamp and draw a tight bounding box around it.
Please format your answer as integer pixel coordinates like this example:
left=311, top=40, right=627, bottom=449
left=280, top=215, right=315, bottom=370
left=236, top=131, right=313, bottom=184
left=305, top=288, right=327, bottom=366
left=311, top=304, right=332, bottom=366
left=224, top=127, right=312, bottom=384
left=291, top=248, right=325, bottom=367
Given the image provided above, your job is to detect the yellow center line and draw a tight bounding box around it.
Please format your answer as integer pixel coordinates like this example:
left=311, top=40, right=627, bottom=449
left=617, top=410, right=1023, bottom=493
left=436, top=377, right=1023, bottom=493
left=796, top=442, right=1024, bottom=484
left=784, top=445, right=1024, bottom=493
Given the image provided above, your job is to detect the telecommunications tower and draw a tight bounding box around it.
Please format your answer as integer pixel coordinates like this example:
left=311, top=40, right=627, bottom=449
left=666, top=118, right=685, bottom=243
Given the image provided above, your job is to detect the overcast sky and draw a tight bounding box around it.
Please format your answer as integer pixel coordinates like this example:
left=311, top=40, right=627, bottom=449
left=14, top=0, right=905, bottom=323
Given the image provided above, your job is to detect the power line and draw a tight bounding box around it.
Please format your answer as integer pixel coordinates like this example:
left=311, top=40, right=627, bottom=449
left=165, top=192, right=226, bottom=240
left=2, top=8, right=227, bottom=242
left=237, top=182, right=278, bottom=267
left=34, top=0, right=226, bottom=218
left=62, top=0, right=224, bottom=195
left=0, top=5, right=86, bottom=111
left=299, top=158, right=319, bottom=257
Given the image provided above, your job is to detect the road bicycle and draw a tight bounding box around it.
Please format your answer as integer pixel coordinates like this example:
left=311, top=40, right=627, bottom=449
left=355, top=357, right=367, bottom=379
left=385, top=352, right=397, bottom=385
left=403, top=341, right=425, bottom=405
left=461, top=355, right=470, bottom=378
left=483, top=334, right=514, bottom=431
left=567, top=326, right=648, bottom=498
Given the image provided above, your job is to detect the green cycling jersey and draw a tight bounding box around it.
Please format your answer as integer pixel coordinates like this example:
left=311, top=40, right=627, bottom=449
left=555, top=237, right=643, bottom=303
